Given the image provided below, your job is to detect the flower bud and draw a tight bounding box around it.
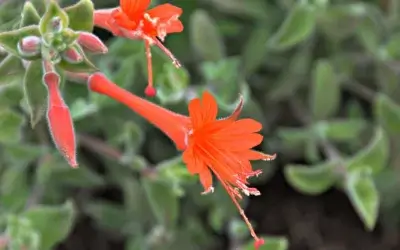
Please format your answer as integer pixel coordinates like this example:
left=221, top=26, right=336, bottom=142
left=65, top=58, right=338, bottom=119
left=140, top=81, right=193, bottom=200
left=77, top=32, right=108, bottom=54
left=62, top=46, right=83, bottom=63
left=51, top=17, right=63, bottom=33
left=18, top=36, right=41, bottom=57
left=43, top=69, right=78, bottom=168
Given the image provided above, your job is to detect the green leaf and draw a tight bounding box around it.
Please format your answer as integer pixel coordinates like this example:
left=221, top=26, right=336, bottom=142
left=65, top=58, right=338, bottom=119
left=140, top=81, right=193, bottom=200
left=189, top=9, right=225, bottom=61
left=39, top=0, right=69, bottom=35
left=243, top=236, right=289, bottom=250
left=345, top=168, right=379, bottom=231
left=23, top=60, right=48, bottom=128
left=241, top=25, right=272, bottom=76
left=375, top=93, right=400, bottom=134
left=268, top=3, right=316, bottom=50
left=5, top=215, right=40, bottom=249
left=278, top=127, right=311, bottom=149
left=57, top=51, right=98, bottom=73
left=50, top=164, right=105, bottom=188
left=3, top=144, right=44, bottom=165
left=0, top=54, right=24, bottom=78
left=284, top=161, right=337, bottom=195
left=310, top=59, right=340, bottom=120
left=0, top=109, right=24, bottom=144
left=0, top=81, right=24, bottom=107
left=157, top=62, right=189, bottom=105
left=85, top=201, right=129, bottom=232
left=142, top=177, right=179, bottom=228
left=0, top=25, right=41, bottom=59
left=356, top=16, right=381, bottom=56
left=317, top=119, right=367, bottom=141
left=1, top=166, right=30, bottom=212
left=64, top=0, right=94, bottom=32
left=20, top=2, right=40, bottom=28
left=318, top=3, right=366, bottom=41
left=375, top=63, right=399, bottom=98
left=347, top=127, right=389, bottom=174
left=29, top=0, right=46, bottom=15
left=70, top=98, right=98, bottom=121
left=23, top=201, right=75, bottom=250
left=382, top=33, right=400, bottom=60
left=268, top=43, right=313, bottom=101
left=209, top=0, right=275, bottom=20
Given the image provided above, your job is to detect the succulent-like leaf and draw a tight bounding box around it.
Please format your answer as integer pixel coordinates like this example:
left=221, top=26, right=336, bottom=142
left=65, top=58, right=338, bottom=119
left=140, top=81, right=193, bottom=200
left=345, top=168, right=379, bottom=231
left=20, top=2, right=40, bottom=28
left=23, top=60, right=48, bottom=128
left=0, top=25, right=41, bottom=60
left=285, top=161, right=338, bottom=195
left=189, top=10, right=226, bottom=61
left=23, top=201, right=75, bottom=250
left=375, top=93, right=400, bottom=134
left=316, top=119, right=367, bottom=141
left=39, top=0, right=69, bottom=35
left=0, top=54, right=24, bottom=79
left=268, top=2, right=316, bottom=50
left=142, top=177, right=179, bottom=228
left=310, top=59, right=340, bottom=120
left=64, top=0, right=94, bottom=32
left=347, top=127, right=389, bottom=174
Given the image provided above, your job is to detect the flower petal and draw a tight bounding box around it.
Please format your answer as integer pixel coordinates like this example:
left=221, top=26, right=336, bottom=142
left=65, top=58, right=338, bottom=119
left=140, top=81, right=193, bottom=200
left=120, top=0, right=150, bottom=17
left=183, top=147, right=207, bottom=174
left=214, top=133, right=264, bottom=151
left=201, top=91, right=218, bottom=124
left=188, top=97, right=203, bottom=128
left=219, top=119, right=262, bottom=135
left=146, top=3, right=182, bottom=21
left=199, top=168, right=213, bottom=192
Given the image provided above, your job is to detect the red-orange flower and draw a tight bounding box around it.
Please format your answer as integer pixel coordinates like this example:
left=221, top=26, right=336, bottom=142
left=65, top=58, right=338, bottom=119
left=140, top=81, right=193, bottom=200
left=94, top=0, right=183, bottom=96
left=87, top=72, right=276, bottom=249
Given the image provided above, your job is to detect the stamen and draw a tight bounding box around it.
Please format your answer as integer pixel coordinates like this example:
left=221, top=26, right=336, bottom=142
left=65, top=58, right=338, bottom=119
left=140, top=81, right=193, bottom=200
left=201, top=186, right=214, bottom=195
left=214, top=172, right=263, bottom=248
left=262, top=153, right=277, bottom=161
left=144, top=39, right=156, bottom=97
left=152, top=38, right=182, bottom=68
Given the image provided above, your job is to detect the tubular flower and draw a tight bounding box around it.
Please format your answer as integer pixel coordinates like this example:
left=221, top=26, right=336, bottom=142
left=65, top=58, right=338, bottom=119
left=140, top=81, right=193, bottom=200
left=94, top=0, right=183, bottom=96
left=87, top=73, right=276, bottom=248
left=43, top=62, right=78, bottom=168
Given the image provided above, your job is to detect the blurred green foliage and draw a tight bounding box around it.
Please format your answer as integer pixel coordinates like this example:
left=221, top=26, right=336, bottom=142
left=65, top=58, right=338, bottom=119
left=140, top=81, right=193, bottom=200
left=0, top=0, right=400, bottom=249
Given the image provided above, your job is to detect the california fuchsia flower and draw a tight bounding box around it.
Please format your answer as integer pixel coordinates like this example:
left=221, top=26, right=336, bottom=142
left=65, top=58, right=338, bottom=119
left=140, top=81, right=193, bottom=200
left=94, top=0, right=183, bottom=96
left=43, top=61, right=77, bottom=168
left=88, top=72, right=276, bottom=248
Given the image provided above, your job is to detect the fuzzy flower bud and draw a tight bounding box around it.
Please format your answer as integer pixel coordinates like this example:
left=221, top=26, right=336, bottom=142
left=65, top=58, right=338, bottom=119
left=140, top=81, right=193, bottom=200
left=42, top=60, right=78, bottom=168
left=62, top=46, right=83, bottom=63
left=77, top=32, right=108, bottom=54
left=18, top=36, right=41, bottom=57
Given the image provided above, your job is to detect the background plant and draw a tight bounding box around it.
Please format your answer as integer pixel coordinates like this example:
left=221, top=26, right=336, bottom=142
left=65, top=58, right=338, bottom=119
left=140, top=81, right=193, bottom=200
left=0, top=0, right=399, bottom=250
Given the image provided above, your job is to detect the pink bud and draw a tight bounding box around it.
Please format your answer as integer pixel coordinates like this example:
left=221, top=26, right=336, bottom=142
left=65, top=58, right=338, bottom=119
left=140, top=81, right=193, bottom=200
left=43, top=69, right=78, bottom=168
left=18, top=36, right=41, bottom=57
left=62, top=46, right=83, bottom=63
left=77, top=32, right=108, bottom=54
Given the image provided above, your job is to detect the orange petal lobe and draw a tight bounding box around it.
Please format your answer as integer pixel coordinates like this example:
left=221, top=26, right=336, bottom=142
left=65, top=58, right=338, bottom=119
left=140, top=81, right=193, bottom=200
left=146, top=4, right=183, bottom=34
left=120, top=0, right=150, bottom=17
left=188, top=98, right=203, bottom=128
left=199, top=168, right=213, bottom=192
left=146, top=3, right=182, bottom=20
left=201, top=91, right=218, bottom=123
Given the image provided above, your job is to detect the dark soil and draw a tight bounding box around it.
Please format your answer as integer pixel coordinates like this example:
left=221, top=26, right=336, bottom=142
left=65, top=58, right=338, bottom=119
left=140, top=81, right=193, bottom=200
left=248, top=170, right=400, bottom=250
left=56, top=167, right=400, bottom=250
